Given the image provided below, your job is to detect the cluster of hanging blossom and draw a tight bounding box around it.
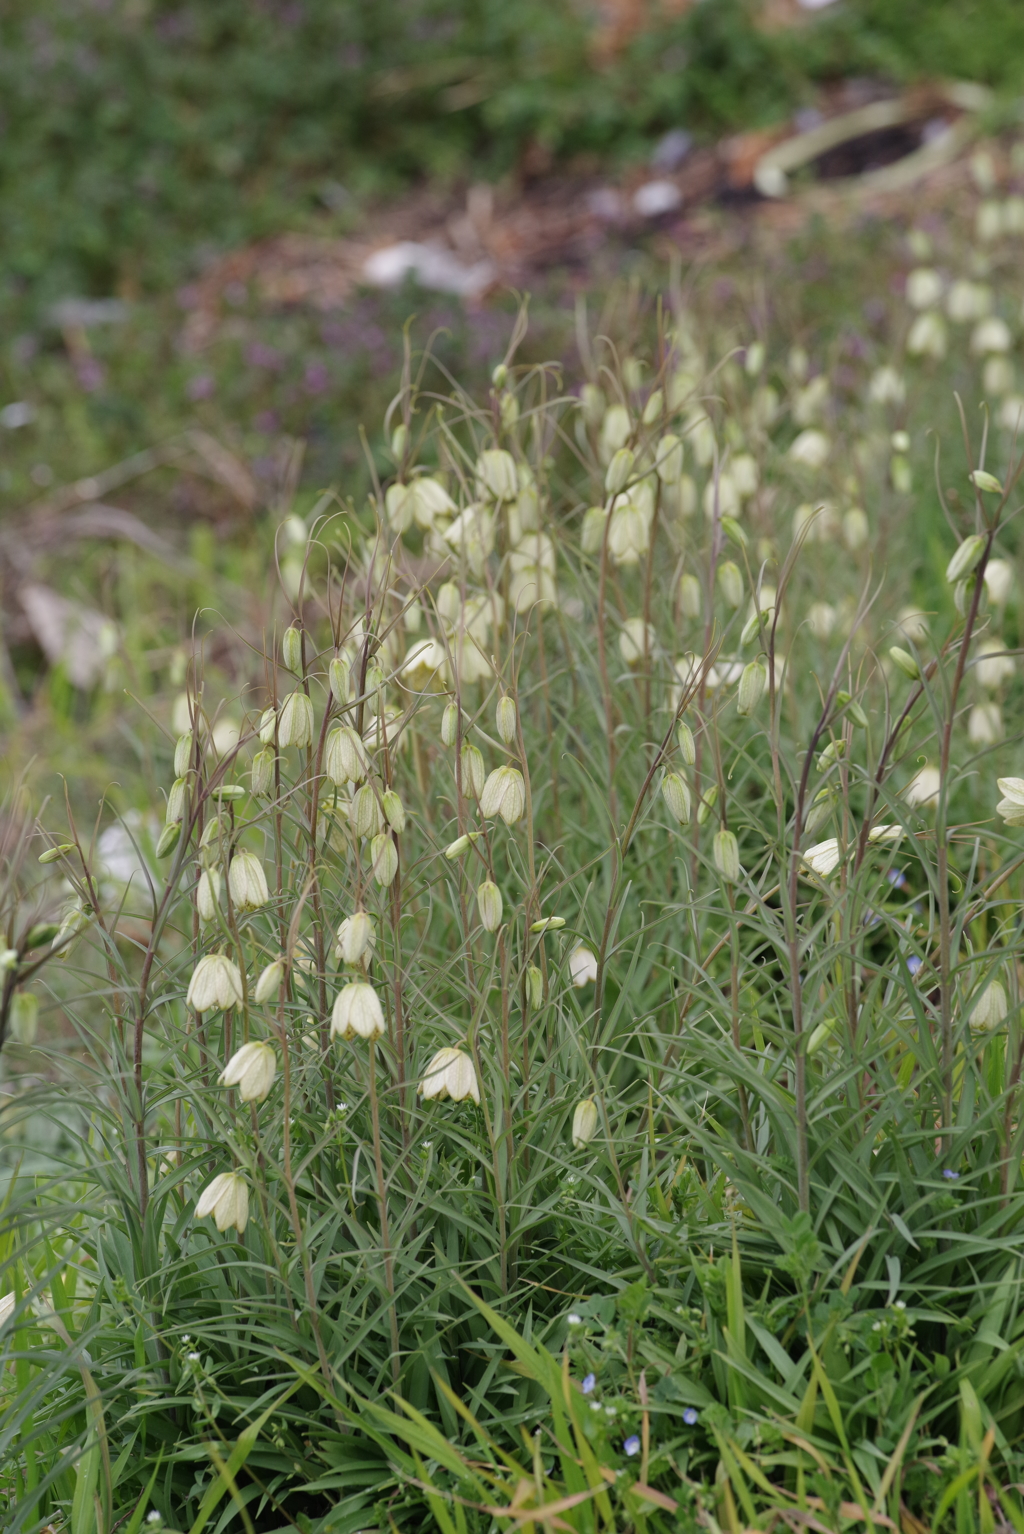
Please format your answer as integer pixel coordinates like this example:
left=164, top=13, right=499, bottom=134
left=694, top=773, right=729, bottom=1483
left=139, top=264, right=1024, bottom=1242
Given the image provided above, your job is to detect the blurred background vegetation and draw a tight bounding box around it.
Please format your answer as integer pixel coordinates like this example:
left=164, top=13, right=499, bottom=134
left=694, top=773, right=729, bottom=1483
left=0, top=0, right=1021, bottom=802
left=1, top=0, right=1023, bottom=307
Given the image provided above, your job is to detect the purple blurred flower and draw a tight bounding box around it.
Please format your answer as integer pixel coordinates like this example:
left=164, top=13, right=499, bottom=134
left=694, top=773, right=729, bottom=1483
left=245, top=342, right=283, bottom=371
left=187, top=374, right=215, bottom=401
left=304, top=361, right=330, bottom=394
left=75, top=357, right=105, bottom=393
left=623, top=1435, right=640, bottom=1457
left=581, top=1373, right=596, bottom=1395
left=682, top=1407, right=699, bottom=1426
left=943, top=1169, right=959, bottom=1180
left=906, top=956, right=923, bottom=976
left=253, top=410, right=279, bottom=435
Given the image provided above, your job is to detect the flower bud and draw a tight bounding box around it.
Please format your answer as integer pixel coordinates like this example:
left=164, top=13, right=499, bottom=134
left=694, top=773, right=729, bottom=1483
left=174, top=733, right=193, bottom=776
left=197, top=868, right=222, bottom=924
left=496, top=694, right=517, bottom=745
left=329, top=655, right=350, bottom=704
left=696, top=785, right=718, bottom=825
left=228, top=851, right=270, bottom=911
left=718, top=561, right=743, bottom=609
left=572, top=1097, right=599, bottom=1150
left=325, top=724, right=370, bottom=786
left=211, top=784, right=245, bottom=803
left=581, top=383, right=605, bottom=429
left=220, top=1040, right=276, bottom=1103
left=166, top=776, right=187, bottom=825
left=282, top=626, right=303, bottom=672
left=259, top=706, right=278, bottom=745
left=642, top=389, right=663, bottom=426
left=836, top=690, right=868, bottom=728
left=476, top=880, right=503, bottom=933
left=370, top=832, right=398, bottom=888
left=480, top=765, right=526, bottom=825
left=391, top=421, right=408, bottom=459
left=713, top=829, right=740, bottom=882
left=351, top=783, right=383, bottom=839
left=605, top=447, right=635, bottom=497
left=441, top=702, right=459, bottom=747
left=500, top=393, right=519, bottom=431
left=9, top=992, right=38, bottom=1046
left=251, top=747, right=275, bottom=797
left=156, top=822, right=181, bottom=858
left=38, top=845, right=74, bottom=865
left=679, top=573, right=701, bottom=619
left=737, top=659, right=767, bottom=717
left=526, top=965, right=543, bottom=1009
left=655, top=433, right=683, bottom=485
left=677, top=720, right=696, bottom=765
left=889, top=646, right=920, bottom=680
left=662, top=772, right=691, bottom=825
left=817, top=741, right=845, bottom=776
left=254, top=959, right=284, bottom=1004
left=444, top=834, right=471, bottom=860
left=15, top=918, right=50, bottom=954
left=721, top=516, right=748, bottom=549
left=970, top=469, right=1002, bottom=495
left=946, top=535, right=986, bottom=585
left=278, top=690, right=314, bottom=749
left=460, top=743, right=485, bottom=799
left=805, top=786, right=837, bottom=835
left=336, top=911, right=375, bottom=967
left=382, top=789, right=405, bottom=833
left=581, top=505, right=607, bottom=555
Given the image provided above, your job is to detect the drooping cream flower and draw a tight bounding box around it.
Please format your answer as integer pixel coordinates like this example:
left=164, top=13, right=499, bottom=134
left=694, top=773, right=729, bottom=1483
left=480, top=766, right=526, bottom=825
left=419, top=1047, right=480, bottom=1104
left=336, top=911, right=375, bottom=967
left=277, top=690, right=314, bottom=749
left=571, top=1098, right=599, bottom=1150
left=325, top=725, right=370, bottom=785
left=569, top=946, right=599, bottom=987
left=400, top=638, right=451, bottom=693
left=996, top=778, right=1024, bottom=826
left=976, top=640, right=1015, bottom=691
left=228, top=851, right=270, bottom=911
left=330, top=982, right=386, bottom=1041
left=195, top=1172, right=249, bottom=1235
left=970, top=981, right=1008, bottom=1032
left=801, top=839, right=840, bottom=878
left=187, top=954, right=244, bottom=1013
left=219, top=1041, right=276, bottom=1103
left=904, top=765, right=941, bottom=810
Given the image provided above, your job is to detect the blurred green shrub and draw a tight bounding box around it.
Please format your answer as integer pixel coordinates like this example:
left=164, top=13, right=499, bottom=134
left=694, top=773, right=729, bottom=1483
left=3, top=0, right=1024, bottom=305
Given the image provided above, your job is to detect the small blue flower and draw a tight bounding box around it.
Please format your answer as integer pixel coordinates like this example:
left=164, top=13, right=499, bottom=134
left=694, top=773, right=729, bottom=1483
left=624, top=1435, right=641, bottom=1457
left=582, top=1373, right=596, bottom=1394
left=682, top=1406, right=699, bottom=1426
left=906, top=956, right=923, bottom=976
left=942, top=1168, right=960, bottom=1180
left=886, top=868, right=907, bottom=890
